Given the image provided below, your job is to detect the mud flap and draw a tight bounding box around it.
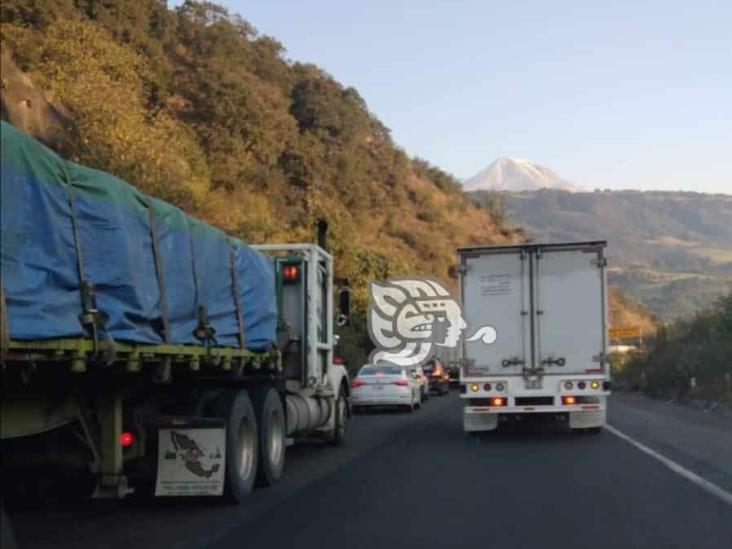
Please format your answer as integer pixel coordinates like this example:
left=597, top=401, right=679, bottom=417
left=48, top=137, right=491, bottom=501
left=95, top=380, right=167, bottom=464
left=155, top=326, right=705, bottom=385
left=569, top=408, right=606, bottom=429
left=155, top=418, right=226, bottom=496
left=464, top=410, right=499, bottom=432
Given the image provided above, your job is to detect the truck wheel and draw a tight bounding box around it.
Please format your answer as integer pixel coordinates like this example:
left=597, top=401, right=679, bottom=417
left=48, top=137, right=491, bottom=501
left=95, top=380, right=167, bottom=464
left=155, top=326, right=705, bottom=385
left=326, top=390, right=348, bottom=446
left=254, top=388, right=286, bottom=486
left=210, top=390, right=258, bottom=502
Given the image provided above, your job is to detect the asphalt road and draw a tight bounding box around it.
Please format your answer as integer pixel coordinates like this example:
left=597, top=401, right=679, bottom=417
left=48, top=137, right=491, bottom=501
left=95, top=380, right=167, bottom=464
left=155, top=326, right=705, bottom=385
left=8, top=392, right=732, bottom=549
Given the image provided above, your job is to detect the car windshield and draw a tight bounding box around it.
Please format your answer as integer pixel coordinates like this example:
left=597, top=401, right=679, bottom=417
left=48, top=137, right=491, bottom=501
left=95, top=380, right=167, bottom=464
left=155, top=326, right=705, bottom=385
left=359, top=364, right=403, bottom=376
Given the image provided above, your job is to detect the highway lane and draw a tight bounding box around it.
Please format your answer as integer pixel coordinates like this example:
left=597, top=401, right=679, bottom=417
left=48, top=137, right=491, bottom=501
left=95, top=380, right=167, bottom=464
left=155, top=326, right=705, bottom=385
left=8, top=392, right=732, bottom=549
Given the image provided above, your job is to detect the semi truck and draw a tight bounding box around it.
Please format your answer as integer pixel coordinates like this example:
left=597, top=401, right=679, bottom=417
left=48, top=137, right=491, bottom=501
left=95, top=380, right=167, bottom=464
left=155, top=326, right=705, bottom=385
left=458, top=241, right=611, bottom=433
left=0, top=121, right=351, bottom=502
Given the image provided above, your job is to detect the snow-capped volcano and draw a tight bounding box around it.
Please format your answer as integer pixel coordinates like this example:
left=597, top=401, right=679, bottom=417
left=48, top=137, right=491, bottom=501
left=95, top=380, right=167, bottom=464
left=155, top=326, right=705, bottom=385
left=463, top=157, right=583, bottom=192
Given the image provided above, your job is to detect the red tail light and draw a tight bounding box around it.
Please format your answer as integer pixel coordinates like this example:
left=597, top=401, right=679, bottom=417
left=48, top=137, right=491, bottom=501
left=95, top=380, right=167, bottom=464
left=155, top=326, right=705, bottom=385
left=351, top=379, right=367, bottom=388
left=333, top=356, right=344, bottom=365
left=282, top=264, right=300, bottom=282
left=393, top=379, right=409, bottom=386
left=119, top=431, right=135, bottom=447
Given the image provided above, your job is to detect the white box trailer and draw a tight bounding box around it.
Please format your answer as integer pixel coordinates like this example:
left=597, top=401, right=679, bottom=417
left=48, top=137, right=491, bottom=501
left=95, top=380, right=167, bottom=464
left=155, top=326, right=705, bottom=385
left=458, top=241, right=611, bottom=433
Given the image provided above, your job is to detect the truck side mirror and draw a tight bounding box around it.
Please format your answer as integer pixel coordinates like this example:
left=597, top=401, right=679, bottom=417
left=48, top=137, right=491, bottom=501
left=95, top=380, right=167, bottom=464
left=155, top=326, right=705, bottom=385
left=336, top=288, right=351, bottom=326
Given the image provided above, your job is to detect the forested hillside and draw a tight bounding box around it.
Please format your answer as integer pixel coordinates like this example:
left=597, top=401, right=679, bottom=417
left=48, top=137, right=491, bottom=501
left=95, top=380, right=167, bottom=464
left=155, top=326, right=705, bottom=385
left=0, top=0, right=515, bottom=310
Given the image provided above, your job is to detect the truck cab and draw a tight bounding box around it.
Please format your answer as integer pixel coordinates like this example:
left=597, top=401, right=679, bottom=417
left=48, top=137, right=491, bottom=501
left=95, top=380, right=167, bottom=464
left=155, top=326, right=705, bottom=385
left=253, top=243, right=351, bottom=441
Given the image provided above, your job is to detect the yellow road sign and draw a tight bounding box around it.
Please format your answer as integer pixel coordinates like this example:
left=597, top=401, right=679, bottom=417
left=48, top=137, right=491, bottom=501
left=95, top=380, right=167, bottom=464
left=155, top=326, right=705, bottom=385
left=609, top=326, right=641, bottom=340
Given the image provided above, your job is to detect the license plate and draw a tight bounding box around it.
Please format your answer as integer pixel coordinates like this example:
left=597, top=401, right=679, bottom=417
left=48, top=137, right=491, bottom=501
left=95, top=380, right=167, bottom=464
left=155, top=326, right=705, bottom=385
left=525, top=379, right=542, bottom=389
left=375, top=385, right=384, bottom=391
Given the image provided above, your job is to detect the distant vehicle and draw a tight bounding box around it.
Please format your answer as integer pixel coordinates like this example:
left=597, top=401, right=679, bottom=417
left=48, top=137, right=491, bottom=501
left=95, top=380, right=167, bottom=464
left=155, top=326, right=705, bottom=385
left=423, top=358, right=450, bottom=395
left=447, top=361, right=460, bottom=388
left=411, top=365, right=430, bottom=403
left=351, top=363, right=421, bottom=413
left=458, top=242, right=611, bottom=434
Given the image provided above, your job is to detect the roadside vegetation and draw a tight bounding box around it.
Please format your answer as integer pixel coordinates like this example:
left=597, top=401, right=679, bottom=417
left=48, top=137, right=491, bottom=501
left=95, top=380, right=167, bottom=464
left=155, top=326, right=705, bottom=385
left=0, top=0, right=515, bottom=300
left=614, top=292, right=732, bottom=405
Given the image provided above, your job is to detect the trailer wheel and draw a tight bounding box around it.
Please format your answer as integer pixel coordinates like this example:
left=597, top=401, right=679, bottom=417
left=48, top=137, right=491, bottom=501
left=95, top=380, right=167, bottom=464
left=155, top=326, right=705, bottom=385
left=326, top=389, right=349, bottom=446
left=210, top=390, right=258, bottom=502
left=254, top=388, right=286, bottom=486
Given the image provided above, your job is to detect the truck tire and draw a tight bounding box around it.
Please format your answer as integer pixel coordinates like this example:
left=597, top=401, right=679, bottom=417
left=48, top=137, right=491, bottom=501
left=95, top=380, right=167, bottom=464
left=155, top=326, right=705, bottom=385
left=1, top=502, right=18, bottom=549
left=253, top=388, right=286, bottom=486
left=209, top=390, right=258, bottom=502
left=326, top=390, right=348, bottom=446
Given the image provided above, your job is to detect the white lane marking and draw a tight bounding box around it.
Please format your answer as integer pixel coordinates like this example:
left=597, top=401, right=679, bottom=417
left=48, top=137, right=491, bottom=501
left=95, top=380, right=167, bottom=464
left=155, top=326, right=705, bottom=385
left=606, top=424, right=732, bottom=506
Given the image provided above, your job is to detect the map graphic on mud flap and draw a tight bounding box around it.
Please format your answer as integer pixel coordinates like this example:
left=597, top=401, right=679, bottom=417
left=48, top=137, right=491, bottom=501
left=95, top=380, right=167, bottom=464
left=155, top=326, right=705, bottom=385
left=155, top=427, right=226, bottom=496
left=166, top=431, right=221, bottom=478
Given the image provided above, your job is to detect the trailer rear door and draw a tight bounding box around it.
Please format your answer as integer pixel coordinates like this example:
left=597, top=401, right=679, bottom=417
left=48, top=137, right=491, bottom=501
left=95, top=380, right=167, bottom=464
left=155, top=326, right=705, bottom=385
left=534, top=245, right=607, bottom=375
left=460, top=249, right=530, bottom=375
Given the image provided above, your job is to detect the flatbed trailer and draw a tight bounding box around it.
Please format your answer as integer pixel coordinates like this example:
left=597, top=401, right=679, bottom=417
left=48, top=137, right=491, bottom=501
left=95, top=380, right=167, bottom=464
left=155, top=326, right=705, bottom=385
left=1, top=122, right=351, bottom=503
left=1, top=244, right=350, bottom=503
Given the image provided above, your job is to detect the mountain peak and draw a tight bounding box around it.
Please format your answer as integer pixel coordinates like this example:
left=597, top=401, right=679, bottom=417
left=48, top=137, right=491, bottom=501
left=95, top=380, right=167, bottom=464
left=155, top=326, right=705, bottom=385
left=463, top=157, right=583, bottom=192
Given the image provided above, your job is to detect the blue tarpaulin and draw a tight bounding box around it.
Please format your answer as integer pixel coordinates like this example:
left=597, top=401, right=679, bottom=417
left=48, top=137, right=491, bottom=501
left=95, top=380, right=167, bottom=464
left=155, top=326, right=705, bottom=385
left=1, top=121, right=277, bottom=351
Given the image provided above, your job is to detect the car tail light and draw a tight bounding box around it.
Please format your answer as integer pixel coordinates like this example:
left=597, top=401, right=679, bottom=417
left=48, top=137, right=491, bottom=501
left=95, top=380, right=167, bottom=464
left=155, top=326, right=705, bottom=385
left=393, top=379, right=409, bottom=386
left=495, top=382, right=505, bottom=392
left=470, top=383, right=480, bottom=393
left=351, top=379, right=367, bottom=388
left=333, top=356, right=344, bottom=365
left=591, top=380, right=600, bottom=390
left=484, top=383, right=492, bottom=391
left=578, top=381, right=586, bottom=390
left=490, top=397, right=507, bottom=407
left=120, top=431, right=135, bottom=448
left=562, top=395, right=577, bottom=406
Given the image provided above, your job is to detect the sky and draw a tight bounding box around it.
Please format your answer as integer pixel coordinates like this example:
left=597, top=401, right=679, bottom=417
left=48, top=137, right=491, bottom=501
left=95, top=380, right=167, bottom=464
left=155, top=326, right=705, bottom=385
left=173, top=1, right=731, bottom=193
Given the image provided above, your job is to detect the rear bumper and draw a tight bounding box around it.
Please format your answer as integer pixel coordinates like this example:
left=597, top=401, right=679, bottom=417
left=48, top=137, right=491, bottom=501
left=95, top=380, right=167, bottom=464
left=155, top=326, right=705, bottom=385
left=352, top=394, right=413, bottom=406
left=463, top=405, right=607, bottom=432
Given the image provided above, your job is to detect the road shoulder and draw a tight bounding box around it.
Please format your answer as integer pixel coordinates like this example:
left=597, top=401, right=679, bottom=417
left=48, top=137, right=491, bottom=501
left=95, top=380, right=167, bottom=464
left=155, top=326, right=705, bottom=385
left=609, top=391, right=732, bottom=496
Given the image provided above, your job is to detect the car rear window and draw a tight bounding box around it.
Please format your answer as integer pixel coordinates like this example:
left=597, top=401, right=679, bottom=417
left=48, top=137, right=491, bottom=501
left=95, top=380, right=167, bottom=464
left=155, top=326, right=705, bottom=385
left=359, top=364, right=403, bottom=376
